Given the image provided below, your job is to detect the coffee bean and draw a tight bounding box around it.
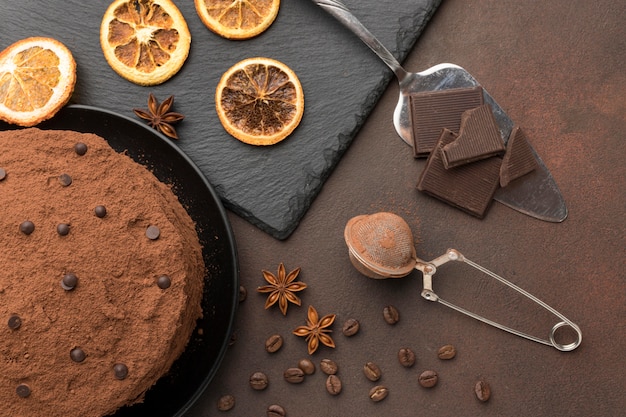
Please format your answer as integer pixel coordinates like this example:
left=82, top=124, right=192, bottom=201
left=298, top=358, right=315, bottom=375
left=217, top=394, right=235, bottom=411
left=113, top=363, right=128, bottom=380
left=249, top=371, right=269, bottom=390
left=16, top=384, right=31, bottom=398
left=57, top=223, right=70, bottom=236
left=61, top=273, right=78, bottom=291
left=398, top=347, right=416, bottom=367
left=383, top=305, right=399, bottom=324
left=363, top=362, right=382, bottom=382
left=418, top=370, right=438, bottom=388
left=342, top=318, right=360, bottom=336
left=267, top=404, right=286, bottom=417
left=0, top=167, right=6, bottom=181
left=59, top=173, right=72, bottom=187
left=283, top=367, right=305, bottom=384
left=157, top=275, right=171, bottom=289
left=320, top=358, right=338, bottom=375
left=265, top=334, right=283, bottom=353
left=369, top=385, right=389, bottom=402
left=437, top=344, right=456, bottom=360
left=146, top=225, right=160, bottom=240
left=74, top=142, right=88, bottom=156
left=19, top=221, right=35, bottom=235
left=475, top=380, right=491, bottom=402
left=8, top=314, right=22, bottom=330
left=70, top=347, right=86, bottom=363
left=94, top=205, right=107, bottom=218
left=238, top=285, right=247, bottom=302
left=325, top=374, right=342, bottom=395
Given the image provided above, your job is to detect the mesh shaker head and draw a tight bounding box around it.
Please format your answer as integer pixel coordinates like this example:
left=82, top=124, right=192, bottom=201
left=344, top=212, right=416, bottom=279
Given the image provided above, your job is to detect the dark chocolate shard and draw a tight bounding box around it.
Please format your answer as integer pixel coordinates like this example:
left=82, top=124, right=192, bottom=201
left=500, top=126, right=538, bottom=187
left=441, top=104, right=505, bottom=169
left=417, top=128, right=501, bottom=218
left=409, top=86, right=484, bottom=157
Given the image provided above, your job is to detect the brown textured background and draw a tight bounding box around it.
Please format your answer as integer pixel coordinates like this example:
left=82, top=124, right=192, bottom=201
left=190, top=0, right=625, bottom=416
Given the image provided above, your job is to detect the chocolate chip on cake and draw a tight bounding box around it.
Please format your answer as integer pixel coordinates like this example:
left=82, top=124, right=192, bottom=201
left=0, top=167, right=6, bottom=181
left=58, top=173, right=72, bottom=187
left=70, top=348, right=86, bottom=363
left=61, top=273, right=78, bottom=291
left=19, top=221, right=35, bottom=235
left=16, top=384, right=31, bottom=398
left=57, top=223, right=70, bottom=236
left=113, top=363, right=129, bottom=380
left=146, top=225, right=160, bottom=240
left=157, top=275, right=171, bottom=289
left=94, top=205, right=107, bottom=218
left=74, top=142, right=88, bottom=155
left=8, top=315, right=22, bottom=330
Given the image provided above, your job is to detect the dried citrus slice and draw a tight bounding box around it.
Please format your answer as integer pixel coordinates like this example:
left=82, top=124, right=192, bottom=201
left=0, top=37, right=76, bottom=127
left=194, top=0, right=280, bottom=40
left=215, top=57, right=304, bottom=146
left=100, top=0, right=191, bottom=86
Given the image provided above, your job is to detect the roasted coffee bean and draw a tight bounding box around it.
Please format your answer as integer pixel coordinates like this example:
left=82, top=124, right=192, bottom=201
left=59, top=173, right=72, bottom=187
left=61, top=273, right=78, bottom=291
left=238, top=285, right=247, bottom=302
left=217, top=394, right=235, bottom=411
left=475, top=380, right=491, bottom=402
left=325, top=374, right=342, bottom=395
left=298, top=358, right=315, bottom=375
left=146, top=225, right=160, bottom=240
left=94, top=205, right=107, bottom=218
left=113, top=363, right=128, bottom=380
left=342, top=318, right=360, bottom=336
left=8, top=315, right=22, bottom=330
left=74, top=142, right=88, bottom=155
left=267, top=404, right=286, bottom=417
left=283, top=367, right=305, bottom=384
left=383, top=305, right=399, bottom=324
left=16, top=384, right=31, bottom=398
left=437, top=344, right=456, bottom=360
left=70, top=347, right=86, bottom=363
left=57, top=223, right=70, bottom=236
left=363, top=362, right=382, bottom=382
left=249, top=371, right=269, bottom=390
left=320, top=358, right=338, bottom=375
left=418, top=370, right=438, bottom=388
left=398, top=347, right=416, bottom=367
left=20, top=221, right=35, bottom=235
left=369, top=385, right=389, bottom=402
left=265, top=334, right=283, bottom=353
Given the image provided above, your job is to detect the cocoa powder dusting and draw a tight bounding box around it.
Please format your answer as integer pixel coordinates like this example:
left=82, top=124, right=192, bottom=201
left=0, top=128, right=205, bottom=417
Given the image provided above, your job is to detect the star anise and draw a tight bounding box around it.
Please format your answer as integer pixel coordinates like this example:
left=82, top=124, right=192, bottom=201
left=257, top=263, right=307, bottom=316
left=293, top=305, right=336, bottom=355
left=133, top=93, right=184, bottom=140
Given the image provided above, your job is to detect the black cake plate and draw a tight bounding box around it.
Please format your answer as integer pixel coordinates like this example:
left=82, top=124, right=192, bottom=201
left=1, top=105, right=239, bottom=417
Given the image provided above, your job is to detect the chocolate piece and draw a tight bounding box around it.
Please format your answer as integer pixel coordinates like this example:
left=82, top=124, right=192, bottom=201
left=94, top=205, right=107, bottom=218
left=19, top=221, right=35, bottom=235
left=417, top=129, right=501, bottom=218
left=70, top=348, right=86, bottom=363
left=57, top=223, right=70, bottom=236
left=441, top=104, right=505, bottom=168
left=61, top=273, right=78, bottom=291
left=409, top=86, right=484, bottom=157
left=74, top=142, right=88, bottom=155
left=500, top=126, right=538, bottom=186
left=58, top=173, right=72, bottom=187
left=113, top=363, right=128, bottom=380
left=157, top=275, right=171, bottom=289
left=16, top=384, right=31, bottom=398
left=0, top=167, right=6, bottom=180
left=146, top=225, right=160, bottom=240
left=8, top=314, right=22, bottom=330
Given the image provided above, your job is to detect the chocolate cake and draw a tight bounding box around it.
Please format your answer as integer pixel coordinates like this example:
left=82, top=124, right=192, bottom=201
left=0, top=128, right=206, bottom=417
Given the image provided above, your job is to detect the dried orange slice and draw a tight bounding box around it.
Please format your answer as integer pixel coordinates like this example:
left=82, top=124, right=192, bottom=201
left=215, top=57, right=304, bottom=146
left=100, top=0, right=191, bottom=86
left=194, top=0, right=280, bottom=40
left=0, top=37, right=76, bottom=127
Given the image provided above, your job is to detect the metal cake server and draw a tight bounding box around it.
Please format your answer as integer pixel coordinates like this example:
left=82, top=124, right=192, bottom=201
left=312, top=0, right=567, bottom=222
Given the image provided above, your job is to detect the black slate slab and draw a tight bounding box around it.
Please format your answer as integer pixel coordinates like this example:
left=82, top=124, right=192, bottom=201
left=0, top=0, right=441, bottom=239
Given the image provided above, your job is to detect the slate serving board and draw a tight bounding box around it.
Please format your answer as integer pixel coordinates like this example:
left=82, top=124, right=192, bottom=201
left=0, top=0, right=441, bottom=239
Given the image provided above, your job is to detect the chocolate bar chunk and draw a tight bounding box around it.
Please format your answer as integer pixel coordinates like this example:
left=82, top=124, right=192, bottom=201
left=441, top=104, right=505, bottom=169
left=409, top=86, right=484, bottom=157
left=417, top=128, right=501, bottom=218
left=500, top=126, right=538, bottom=187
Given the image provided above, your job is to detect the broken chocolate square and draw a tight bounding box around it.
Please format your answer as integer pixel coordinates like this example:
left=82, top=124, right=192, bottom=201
left=441, top=104, right=505, bottom=169
left=417, top=128, right=501, bottom=218
left=499, top=126, right=538, bottom=187
left=409, top=86, right=484, bottom=157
